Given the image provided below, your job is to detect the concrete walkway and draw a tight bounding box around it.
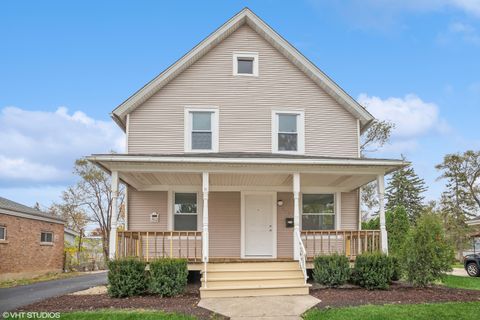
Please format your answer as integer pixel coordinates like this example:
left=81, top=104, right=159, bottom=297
left=0, top=271, right=107, bottom=314
left=447, top=268, right=469, bottom=277
left=198, top=295, right=320, bottom=320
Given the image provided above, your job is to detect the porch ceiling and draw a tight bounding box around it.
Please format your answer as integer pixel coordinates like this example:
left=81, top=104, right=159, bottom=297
left=87, top=153, right=407, bottom=192
left=121, top=172, right=378, bottom=192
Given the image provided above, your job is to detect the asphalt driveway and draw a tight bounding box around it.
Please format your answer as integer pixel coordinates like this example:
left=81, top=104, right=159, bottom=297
left=0, top=271, right=107, bottom=314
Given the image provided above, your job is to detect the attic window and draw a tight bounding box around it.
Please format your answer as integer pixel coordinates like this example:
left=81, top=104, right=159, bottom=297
left=233, top=52, right=258, bottom=76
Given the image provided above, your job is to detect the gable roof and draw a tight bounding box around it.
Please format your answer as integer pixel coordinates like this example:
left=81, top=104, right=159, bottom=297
left=111, top=7, right=374, bottom=132
left=0, top=196, right=64, bottom=224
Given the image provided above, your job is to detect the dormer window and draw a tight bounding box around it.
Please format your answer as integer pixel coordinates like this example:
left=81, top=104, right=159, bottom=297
left=272, top=110, right=305, bottom=154
left=184, top=107, right=219, bottom=152
left=233, top=52, right=258, bottom=76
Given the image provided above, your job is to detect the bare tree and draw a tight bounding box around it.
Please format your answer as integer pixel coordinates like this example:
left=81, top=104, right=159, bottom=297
left=361, top=120, right=395, bottom=153
left=360, top=119, right=395, bottom=218
left=63, top=159, right=125, bottom=260
left=49, top=188, right=89, bottom=261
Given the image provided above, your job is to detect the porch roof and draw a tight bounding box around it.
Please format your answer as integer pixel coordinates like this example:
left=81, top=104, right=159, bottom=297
left=87, top=153, right=407, bottom=192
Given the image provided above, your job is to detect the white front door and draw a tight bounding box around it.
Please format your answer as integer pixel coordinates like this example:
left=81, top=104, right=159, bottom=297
left=244, top=193, right=275, bottom=257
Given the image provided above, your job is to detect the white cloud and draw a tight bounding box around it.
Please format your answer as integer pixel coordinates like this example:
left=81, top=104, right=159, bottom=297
left=0, top=155, right=66, bottom=181
left=308, top=0, right=480, bottom=31
left=438, top=22, right=480, bottom=45
left=0, top=106, right=124, bottom=187
left=358, top=93, right=449, bottom=152
left=451, top=0, right=480, bottom=16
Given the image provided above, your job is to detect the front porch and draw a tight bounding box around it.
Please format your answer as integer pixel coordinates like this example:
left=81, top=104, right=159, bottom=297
left=88, top=153, right=403, bottom=297
left=115, top=229, right=381, bottom=270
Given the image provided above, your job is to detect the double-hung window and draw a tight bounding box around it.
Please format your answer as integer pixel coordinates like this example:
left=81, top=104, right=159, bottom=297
left=301, top=194, right=335, bottom=230
left=40, top=231, right=53, bottom=244
left=0, top=225, right=6, bottom=241
left=272, top=111, right=305, bottom=154
left=174, top=193, right=198, bottom=231
left=185, top=108, right=219, bottom=152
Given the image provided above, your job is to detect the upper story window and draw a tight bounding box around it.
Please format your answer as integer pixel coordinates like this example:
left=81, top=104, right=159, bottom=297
left=184, top=107, right=219, bottom=152
left=40, top=231, right=53, bottom=244
left=272, top=111, right=305, bottom=154
left=174, top=192, right=198, bottom=231
left=0, top=225, right=6, bottom=241
left=233, top=52, right=258, bottom=76
left=301, top=194, right=335, bottom=230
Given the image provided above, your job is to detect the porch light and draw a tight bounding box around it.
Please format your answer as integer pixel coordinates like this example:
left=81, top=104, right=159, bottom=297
left=277, top=200, right=284, bottom=207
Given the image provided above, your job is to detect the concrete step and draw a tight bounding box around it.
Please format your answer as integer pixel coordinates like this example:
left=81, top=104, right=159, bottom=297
left=201, top=276, right=306, bottom=288
left=200, top=284, right=310, bottom=298
left=204, top=270, right=304, bottom=279
left=205, top=261, right=300, bottom=272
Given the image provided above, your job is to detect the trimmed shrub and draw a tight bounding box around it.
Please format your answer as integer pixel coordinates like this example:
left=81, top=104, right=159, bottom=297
left=400, top=212, right=454, bottom=287
left=107, top=258, right=148, bottom=297
left=351, top=253, right=393, bottom=290
left=149, top=258, right=188, bottom=297
left=390, top=256, right=402, bottom=281
left=313, top=254, right=350, bottom=287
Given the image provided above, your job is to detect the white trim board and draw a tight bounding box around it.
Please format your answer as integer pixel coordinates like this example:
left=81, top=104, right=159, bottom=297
left=0, top=208, right=64, bottom=225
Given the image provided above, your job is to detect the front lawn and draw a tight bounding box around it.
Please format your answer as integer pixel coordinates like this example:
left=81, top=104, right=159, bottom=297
left=0, top=272, right=82, bottom=288
left=59, top=310, right=195, bottom=320
left=303, top=302, right=480, bottom=320
left=441, top=275, right=480, bottom=290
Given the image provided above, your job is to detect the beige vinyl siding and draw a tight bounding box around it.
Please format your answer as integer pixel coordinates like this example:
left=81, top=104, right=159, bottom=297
left=127, top=188, right=168, bottom=231
left=208, top=192, right=241, bottom=258
left=128, top=25, right=358, bottom=157
left=277, top=192, right=293, bottom=258
left=340, top=190, right=359, bottom=230
left=127, top=189, right=358, bottom=258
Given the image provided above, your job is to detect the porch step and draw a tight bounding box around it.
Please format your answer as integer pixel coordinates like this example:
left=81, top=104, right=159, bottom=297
left=200, top=261, right=309, bottom=298
left=206, top=261, right=299, bottom=271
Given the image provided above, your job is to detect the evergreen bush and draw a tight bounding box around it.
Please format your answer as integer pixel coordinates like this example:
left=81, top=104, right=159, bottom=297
left=313, top=254, right=351, bottom=287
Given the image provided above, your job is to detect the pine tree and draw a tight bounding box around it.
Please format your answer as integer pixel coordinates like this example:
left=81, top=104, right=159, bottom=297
left=386, top=163, right=427, bottom=223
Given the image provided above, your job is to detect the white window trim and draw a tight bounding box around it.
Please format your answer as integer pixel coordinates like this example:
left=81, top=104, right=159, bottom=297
left=169, top=190, right=203, bottom=232
left=300, top=193, right=337, bottom=231
left=40, top=231, right=54, bottom=244
left=0, top=225, right=6, bottom=241
left=184, top=107, right=219, bottom=153
left=233, top=52, right=259, bottom=77
left=271, top=110, right=305, bottom=154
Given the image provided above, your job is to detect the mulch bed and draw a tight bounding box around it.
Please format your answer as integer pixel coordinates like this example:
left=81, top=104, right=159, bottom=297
left=16, top=281, right=480, bottom=318
left=16, top=283, right=227, bottom=320
left=310, top=282, right=480, bottom=309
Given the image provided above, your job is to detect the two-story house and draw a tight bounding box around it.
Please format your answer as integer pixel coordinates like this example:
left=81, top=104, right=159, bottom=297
left=88, top=8, right=405, bottom=298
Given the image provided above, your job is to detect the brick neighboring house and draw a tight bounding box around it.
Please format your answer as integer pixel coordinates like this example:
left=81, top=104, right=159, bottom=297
left=0, top=196, right=65, bottom=280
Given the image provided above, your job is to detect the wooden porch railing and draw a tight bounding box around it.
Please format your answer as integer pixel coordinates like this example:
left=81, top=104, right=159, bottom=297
left=116, top=231, right=202, bottom=262
left=301, top=230, right=380, bottom=260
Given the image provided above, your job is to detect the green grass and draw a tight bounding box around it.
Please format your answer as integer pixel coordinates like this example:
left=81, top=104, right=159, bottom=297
left=59, top=310, right=196, bottom=320
left=452, top=262, right=464, bottom=268
left=303, top=302, right=480, bottom=320
left=440, top=274, right=480, bottom=290
left=0, top=272, right=82, bottom=288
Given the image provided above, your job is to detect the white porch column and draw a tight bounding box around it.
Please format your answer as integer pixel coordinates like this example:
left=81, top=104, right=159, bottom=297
left=293, top=172, right=301, bottom=260
left=377, top=173, right=389, bottom=254
left=109, top=171, right=119, bottom=260
left=202, top=172, right=209, bottom=262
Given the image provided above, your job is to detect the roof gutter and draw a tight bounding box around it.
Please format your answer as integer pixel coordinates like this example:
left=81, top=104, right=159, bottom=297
left=87, top=154, right=408, bottom=167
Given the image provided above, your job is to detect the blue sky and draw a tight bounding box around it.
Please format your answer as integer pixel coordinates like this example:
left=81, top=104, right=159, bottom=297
left=1, top=0, right=479, bottom=208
